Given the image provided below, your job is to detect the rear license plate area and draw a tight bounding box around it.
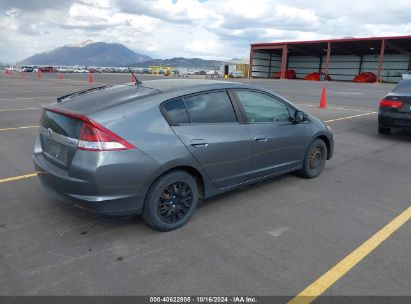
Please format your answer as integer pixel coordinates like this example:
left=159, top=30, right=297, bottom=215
left=43, top=140, right=68, bottom=166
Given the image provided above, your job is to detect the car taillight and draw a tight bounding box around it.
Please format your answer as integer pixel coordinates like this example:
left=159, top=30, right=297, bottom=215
left=44, top=108, right=136, bottom=151
left=78, top=121, right=135, bottom=151
left=380, top=99, right=403, bottom=109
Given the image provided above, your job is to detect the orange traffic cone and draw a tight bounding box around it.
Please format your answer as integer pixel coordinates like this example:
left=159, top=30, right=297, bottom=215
left=89, top=72, right=93, bottom=83
left=59, top=71, right=63, bottom=80
left=319, top=87, right=327, bottom=109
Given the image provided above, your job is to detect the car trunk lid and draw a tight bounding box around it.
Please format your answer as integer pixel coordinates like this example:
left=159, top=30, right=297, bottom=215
left=39, top=110, right=82, bottom=168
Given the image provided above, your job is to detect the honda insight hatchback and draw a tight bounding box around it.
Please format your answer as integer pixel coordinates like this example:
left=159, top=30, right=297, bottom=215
left=34, top=80, right=333, bottom=231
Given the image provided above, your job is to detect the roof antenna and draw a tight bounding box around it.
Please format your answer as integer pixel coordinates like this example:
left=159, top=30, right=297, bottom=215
left=128, top=67, right=141, bottom=85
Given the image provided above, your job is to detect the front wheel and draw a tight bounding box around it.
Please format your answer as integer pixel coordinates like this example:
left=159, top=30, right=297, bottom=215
left=298, top=139, right=327, bottom=179
left=143, top=170, right=199, bottom=231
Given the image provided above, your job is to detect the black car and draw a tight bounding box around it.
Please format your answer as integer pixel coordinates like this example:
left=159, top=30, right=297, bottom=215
left=21, top=66, right=34, bottom=72
left=378, top=79, right=411, bottom=134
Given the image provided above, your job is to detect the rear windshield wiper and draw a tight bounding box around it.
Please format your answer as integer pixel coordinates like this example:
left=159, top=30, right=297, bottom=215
left=56, top=86, right=109, bottom=102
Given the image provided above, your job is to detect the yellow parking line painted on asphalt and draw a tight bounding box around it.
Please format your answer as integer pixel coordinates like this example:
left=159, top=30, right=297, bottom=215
left=0, top=107, right=40, bottom=112
left=0, top=125, right=39, bottom=131
left=0, top=172, right=38, bottom=183
left=288, top=205, right=411, bottom=304
left=324, top=112, right=377, bottom=123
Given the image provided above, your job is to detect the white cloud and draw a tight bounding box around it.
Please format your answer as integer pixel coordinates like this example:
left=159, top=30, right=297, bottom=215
left=0, top=0, right=411, bottom=62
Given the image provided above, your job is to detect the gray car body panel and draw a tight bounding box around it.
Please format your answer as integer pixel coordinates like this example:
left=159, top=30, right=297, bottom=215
left=34, top=79, right=333, bottom=216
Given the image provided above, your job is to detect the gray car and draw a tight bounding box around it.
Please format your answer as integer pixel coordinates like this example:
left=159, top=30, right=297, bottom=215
left=33, top=79, right=333, bottom=231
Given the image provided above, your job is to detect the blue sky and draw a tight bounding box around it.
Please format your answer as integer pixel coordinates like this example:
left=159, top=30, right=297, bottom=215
left=1, top=0, right=411, bottom=62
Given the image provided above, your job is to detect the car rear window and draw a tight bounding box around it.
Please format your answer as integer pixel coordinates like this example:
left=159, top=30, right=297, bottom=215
left=40, top=110, right=83, bottom=138
left=162, top=98, right=190, bottom=125
left=392, top=79, right=411, bottom=94
left=183, top=91, right=237, bottom=124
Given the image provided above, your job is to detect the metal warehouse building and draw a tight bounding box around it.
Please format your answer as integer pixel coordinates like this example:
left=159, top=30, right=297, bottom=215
left=249, top=35, right=411, bottom=82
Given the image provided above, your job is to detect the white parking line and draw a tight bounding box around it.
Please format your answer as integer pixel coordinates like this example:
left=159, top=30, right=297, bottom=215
left=327, top=91, right=363, bottom=95
left=296, top=103, right=373, bottom=113
left=0, top=96, right=56, bottom=101
left=0, top=125, right=39, bottom=131
left=268, top=227, right=290, bottom=237
left=324, top=112, right=377, bottom=123
left=0, top=107, right=40, bottom=112
left=0, top=97, right=36, bottom=100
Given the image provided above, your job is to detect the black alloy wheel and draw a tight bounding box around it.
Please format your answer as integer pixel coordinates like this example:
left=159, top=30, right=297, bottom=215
left=158, top=182, right=193, bottom=224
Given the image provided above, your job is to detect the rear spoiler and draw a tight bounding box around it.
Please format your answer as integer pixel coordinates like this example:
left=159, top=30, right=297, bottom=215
left=56, top=86, right=108, bottom=102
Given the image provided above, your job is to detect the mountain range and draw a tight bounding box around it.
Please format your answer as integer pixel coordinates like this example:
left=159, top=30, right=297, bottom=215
left=20, top=41, right=152, bottom=67
left=19, top=41, right=232, bottom=69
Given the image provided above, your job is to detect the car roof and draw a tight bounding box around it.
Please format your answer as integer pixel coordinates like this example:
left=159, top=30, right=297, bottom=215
left=49, top=79, right=269, bottom=116
left=139, top=79, right=257, bottom=94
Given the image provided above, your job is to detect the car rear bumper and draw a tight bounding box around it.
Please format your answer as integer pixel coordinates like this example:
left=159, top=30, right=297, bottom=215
left=379, top=113, right=411, bottom=130
left=34, top=153, right=145, bottom=216
left=33, top=129, right=161, bottom=216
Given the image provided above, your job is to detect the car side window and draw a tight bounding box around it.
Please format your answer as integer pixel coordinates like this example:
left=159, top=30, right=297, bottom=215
left=162, top=98, right=190, bottom=125
left=183, top=91, right=237, bottom=123
left=235, top=90, right=291, bottom=123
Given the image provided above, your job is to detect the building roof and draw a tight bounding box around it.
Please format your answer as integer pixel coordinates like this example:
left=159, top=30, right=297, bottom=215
left=251, top=35, right=411, bottom=56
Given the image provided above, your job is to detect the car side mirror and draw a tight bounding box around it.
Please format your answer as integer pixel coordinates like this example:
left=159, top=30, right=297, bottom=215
left=292, top=110, right=308, bottom=124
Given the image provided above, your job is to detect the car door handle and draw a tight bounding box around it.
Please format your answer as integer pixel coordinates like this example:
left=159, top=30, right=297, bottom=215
left=254, top=136, right=268, bottom=142
left=190, top=139, right=208, bottom=148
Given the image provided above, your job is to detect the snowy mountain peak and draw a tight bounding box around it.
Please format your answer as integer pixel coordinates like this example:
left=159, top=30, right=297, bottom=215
left=70, top=40, right=96, bottom=47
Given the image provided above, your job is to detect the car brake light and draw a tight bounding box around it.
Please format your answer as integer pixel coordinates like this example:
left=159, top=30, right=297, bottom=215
left=44, top=108, right=136, bottom=151
left=380, top=99, right=403, bottom=109
left=78, top=121, right=135, bottom=151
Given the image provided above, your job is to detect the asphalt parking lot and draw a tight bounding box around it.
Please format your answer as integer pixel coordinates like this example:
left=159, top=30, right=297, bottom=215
left=0, top=72, right=410, bottom=299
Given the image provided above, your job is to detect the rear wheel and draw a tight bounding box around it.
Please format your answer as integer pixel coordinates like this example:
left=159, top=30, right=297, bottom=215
left=378, top=125, right=391, bottom=134
left=143, top=170, right=198, bottom=231
left=298, top=139, right=327, bottom=179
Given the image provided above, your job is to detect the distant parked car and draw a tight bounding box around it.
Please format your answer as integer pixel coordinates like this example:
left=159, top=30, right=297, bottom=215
left=33, top=80, right=333, bottom=231
left=57, top=67, right=71, bottom=73
left=73, top=67, right=89, bottom=73
left=38, top=66, right=55, bottom=73
left=20, top=66, right=34, bottom=72
left=378, top=79, right=411, bottom=134
left=6, top=67, right=18, bottom=72
left=402, top=71, right=411, bottom=80
left=87, top=67, right=102, bottom=73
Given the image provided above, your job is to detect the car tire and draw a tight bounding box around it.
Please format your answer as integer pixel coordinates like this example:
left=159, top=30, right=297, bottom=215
left=378, top=126, right=391, bottom=134
left=143, top=170, right=199, bottom=231
left=298, top=139, right=327, bottom=179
